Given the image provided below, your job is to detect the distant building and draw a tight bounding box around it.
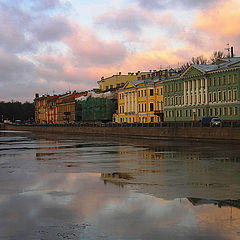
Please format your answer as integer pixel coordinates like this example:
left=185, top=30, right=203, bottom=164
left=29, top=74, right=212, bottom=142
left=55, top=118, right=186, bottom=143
left=97, top=70, right=155, bottom=91
left=163, top=57, right=240, bottom=121
left=75, top=91, right=117, bottom=123
left=34, top=91, right=87, bottom=124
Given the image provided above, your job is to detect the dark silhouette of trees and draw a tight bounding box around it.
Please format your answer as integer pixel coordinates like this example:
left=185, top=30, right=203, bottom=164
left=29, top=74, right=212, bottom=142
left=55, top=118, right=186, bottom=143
left=210, top=51, right=226, bottom=63
left=179, top=51, right=228, bottom=72
left=0, top=101, right=34, bottom=122
left=179, top=55, right=208, bottom=72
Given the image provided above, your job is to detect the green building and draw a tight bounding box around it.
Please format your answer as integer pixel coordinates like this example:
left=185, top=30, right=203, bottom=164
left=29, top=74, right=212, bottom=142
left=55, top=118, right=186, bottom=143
left=163, top=57, right=240, bottom=121
left=75, top=91, right=117, bottom=123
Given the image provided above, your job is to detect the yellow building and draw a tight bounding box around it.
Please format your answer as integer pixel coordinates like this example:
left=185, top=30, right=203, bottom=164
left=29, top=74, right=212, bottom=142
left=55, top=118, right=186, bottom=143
left=97, top=70, right=155, bottom=91
left=114, top=69, right=178, bottom=123
left=114, top=78, right=164, bottom=123
left=34, top=93, right=48, bottom=124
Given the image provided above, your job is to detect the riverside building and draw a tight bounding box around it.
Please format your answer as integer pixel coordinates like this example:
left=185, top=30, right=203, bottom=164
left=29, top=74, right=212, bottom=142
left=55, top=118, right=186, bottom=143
left=163, top=57, right=240, bottom=121
left=97, top=71, right=154, bottom=91
left=114, top=69, right=177, bottom=123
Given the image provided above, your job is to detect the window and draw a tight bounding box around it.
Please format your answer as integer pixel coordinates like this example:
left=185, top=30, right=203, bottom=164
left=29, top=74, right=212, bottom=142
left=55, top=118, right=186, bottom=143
left=228, top=75, right=231, bottom=84
left=218, top=77, right=221, bottom=86
left=185, top=110, right=188, bottom=117
left=222, top=76, right=226, bottom=85
left=213, top=77, right=216, bottom=86
left=218, top=91, right=221, bottom=102
left=175, top=84, right=178, bottom=91
left=209, top=108, right=212, bottom=116
left=138, top=91, right=140, bottom=97
left=214, top=108, right=217, bottom=116
left=141, top=90, right=143, bottom=97
left=218, top=108, right=222, bottom=116
left=150, top=103, right=154, bottom=111
left=223, top=91, right=226, bottom=101
left=228, top=90, right=232, bottom=101
left=179, top=83, right=181, bottom=91
left=234, top=107, right=237, bottom=115
left=157, top=89, right=159, bottom=95
left=144, top=103, right=146, bottom=112
left=175, top=96, right=178, bottom=105
left=233, top=89, right=237, bottom=101
left=160, top=88, right=163, bottom=95
left=197, top=109, right=200, bottom=117
left=209, top=78, right=212, bottom=86
left=150, top=117, right=154, bottom=122
left=233, top=74, right=237, bottom=83
left=228, top=107, right=232, bottom=116
left=223, top=107, right=226, bottom=116
left=110, top=85, right=113, bottom=89
left=144, top=90, right=146, bottom=96
left=179, top=96, right=181, bottom=105
left=202, top=108, right=205, bottom=116
left=149, top=89, right=154, bottom=96
left=213, top=92, right=216, bottom=102
left=138, top=104, right=140, bottom=112
left=209, top=93, right=212, bottom=102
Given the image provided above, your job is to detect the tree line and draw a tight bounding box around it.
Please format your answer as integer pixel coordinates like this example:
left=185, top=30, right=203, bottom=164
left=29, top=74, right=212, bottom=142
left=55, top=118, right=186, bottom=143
left=0, top=101, right=34, bottom=122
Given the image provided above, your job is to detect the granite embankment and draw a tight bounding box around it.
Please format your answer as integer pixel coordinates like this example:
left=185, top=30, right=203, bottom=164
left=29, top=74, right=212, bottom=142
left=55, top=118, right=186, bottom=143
left=3, top=124, right=240, bottom=140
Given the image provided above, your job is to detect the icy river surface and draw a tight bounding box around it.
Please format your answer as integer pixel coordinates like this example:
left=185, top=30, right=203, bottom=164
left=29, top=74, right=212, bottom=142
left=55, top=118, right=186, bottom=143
left=0, top=130, right=240, bottom=240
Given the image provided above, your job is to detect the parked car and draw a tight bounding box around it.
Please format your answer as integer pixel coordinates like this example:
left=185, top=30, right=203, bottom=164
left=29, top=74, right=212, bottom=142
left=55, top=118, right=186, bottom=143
left=211, top=117, right=221, bottom=127
left=201, top=117, right=221, bottom=127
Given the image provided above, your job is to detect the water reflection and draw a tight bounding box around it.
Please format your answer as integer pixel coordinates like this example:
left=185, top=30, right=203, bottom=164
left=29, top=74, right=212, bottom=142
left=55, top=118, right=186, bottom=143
left=0, top=131, right=240, bottom=239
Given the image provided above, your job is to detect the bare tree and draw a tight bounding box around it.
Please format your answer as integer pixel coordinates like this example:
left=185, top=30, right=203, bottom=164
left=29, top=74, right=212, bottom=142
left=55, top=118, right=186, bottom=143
left=210, top=51, right=226, bottom=63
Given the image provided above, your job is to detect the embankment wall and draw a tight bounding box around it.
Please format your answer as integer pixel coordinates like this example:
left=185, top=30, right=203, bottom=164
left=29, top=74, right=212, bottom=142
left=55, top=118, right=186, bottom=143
left=4, top=124, right=240, bottom=140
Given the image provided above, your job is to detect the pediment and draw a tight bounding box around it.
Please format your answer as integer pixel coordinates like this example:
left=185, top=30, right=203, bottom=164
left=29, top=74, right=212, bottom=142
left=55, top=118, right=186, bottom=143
left=122, top=81, right=135, bottom=89
left=181, top=65, right=205, bottom=78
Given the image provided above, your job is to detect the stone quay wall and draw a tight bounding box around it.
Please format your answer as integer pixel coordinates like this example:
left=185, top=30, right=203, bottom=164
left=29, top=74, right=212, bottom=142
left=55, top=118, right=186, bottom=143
left=3, top=124, right=240, bottom=140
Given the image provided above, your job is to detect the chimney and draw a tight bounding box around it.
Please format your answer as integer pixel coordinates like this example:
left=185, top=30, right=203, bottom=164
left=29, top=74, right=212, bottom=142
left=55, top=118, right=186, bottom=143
left=231, top=46, right=234, bottom=58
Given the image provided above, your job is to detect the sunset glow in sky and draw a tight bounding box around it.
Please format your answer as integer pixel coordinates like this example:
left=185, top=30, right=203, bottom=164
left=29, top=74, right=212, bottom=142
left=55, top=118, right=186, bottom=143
left=1, top=0, right=240, bottom=101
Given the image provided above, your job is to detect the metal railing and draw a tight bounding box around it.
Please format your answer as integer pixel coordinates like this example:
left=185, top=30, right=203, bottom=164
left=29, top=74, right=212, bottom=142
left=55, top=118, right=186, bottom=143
left=9, top=120, right=240, bottom=128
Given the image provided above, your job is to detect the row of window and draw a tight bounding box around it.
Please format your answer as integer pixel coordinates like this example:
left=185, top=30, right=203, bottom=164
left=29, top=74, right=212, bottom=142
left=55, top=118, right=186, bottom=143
left=165, top=88, right=238, bottom=106
left=106, top=82, right=125, bottom=90
left=209, top=74, right=237, bottom=87
left=119, top=116, right=158, bottom=123
left=164, top=74, right=238, bottom=93
left=119, top=101, right=163, bottom=114
left=119, top=88, right=163, bottom=100
left=165, top=107, right=238, bottom=118
left=209, top=89, right=238, bottom=102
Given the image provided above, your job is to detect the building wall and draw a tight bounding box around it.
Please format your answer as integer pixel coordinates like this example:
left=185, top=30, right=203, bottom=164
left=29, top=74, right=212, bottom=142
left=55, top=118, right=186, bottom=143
left=97, top=71, right=154, bottom=91
left=115, top=81, right=164, bottom=123
left=35, top=96, right=48, bottom=124
left=163, top=66, right=240, bottom=121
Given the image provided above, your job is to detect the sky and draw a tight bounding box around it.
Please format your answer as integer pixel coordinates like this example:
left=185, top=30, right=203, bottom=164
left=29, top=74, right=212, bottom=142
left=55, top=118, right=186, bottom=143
left=0, top=0, right=240, bottom=102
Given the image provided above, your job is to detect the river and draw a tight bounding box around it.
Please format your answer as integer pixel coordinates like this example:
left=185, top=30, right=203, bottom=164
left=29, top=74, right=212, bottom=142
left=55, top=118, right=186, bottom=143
left=0, top=130, right=239, bottom=240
